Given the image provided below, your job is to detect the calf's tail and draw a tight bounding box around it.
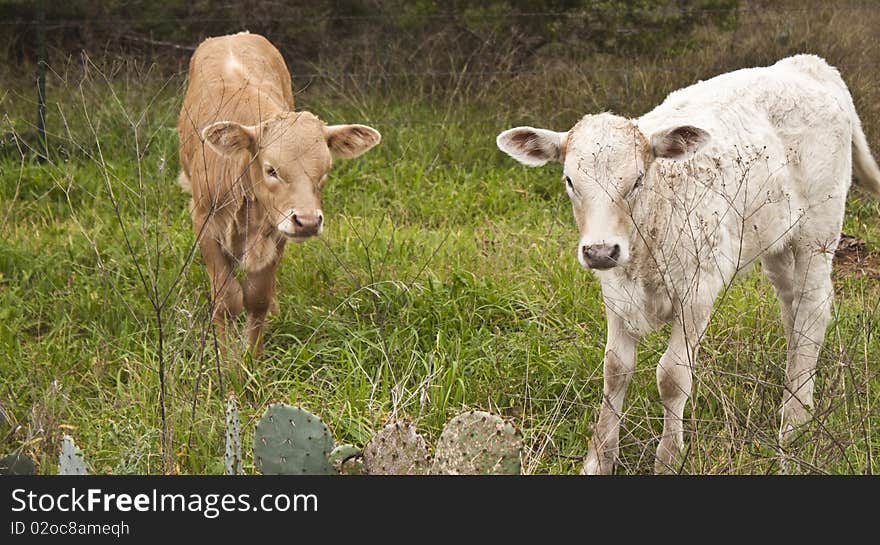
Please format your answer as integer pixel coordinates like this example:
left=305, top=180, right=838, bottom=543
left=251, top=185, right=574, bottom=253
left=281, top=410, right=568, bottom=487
left=852, top=110, right=880, bottom=198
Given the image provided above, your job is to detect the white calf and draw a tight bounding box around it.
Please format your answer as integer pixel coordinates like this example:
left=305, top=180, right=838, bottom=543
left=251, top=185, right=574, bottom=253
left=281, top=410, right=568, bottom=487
left=497, top=55, right=880, bottom=474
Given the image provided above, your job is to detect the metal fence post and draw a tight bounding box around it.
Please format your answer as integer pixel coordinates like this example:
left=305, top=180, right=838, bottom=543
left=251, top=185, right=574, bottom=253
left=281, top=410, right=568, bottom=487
left=36, top=0, right=47, bottom=162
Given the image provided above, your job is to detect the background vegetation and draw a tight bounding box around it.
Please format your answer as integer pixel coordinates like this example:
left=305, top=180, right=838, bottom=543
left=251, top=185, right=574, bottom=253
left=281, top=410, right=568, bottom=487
left=1, top=0, right=878, bottom=474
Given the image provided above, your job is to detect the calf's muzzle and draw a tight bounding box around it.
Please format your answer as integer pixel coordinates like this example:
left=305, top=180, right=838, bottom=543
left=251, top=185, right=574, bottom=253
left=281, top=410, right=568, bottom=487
left=280, top=210, right=323, bottom=239
left=582, top=243, right=621, bottom=270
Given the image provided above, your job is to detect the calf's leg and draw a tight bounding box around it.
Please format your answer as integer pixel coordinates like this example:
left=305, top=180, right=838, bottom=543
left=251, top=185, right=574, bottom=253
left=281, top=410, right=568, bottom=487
left=761, top=247, right=796, bottom=344
left=654, top=305, right=711, bottom=474
left=196, top=230, right=243, bottom=336
left=242, top=259, right=281, bottom=357
left=780, top=245, right=834, bottom=443
left=583, top=313, right=638, bottom=475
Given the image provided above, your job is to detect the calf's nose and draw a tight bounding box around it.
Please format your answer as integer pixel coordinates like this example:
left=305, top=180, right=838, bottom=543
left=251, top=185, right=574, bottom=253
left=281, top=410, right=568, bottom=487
left=582, top=243, right=621, bottom=270
left=287, top=211, right=323, bottom=238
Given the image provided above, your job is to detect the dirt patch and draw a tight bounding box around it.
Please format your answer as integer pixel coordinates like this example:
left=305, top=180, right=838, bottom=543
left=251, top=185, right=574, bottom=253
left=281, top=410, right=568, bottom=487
left=834, top=234, right=880, bottom=279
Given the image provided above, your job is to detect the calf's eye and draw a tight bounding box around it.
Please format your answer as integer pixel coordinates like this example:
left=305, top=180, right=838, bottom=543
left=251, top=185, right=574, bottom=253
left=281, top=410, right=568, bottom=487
left=563, top=175, right=576, bottom=198
left=265, top=166, right=278, bottom=178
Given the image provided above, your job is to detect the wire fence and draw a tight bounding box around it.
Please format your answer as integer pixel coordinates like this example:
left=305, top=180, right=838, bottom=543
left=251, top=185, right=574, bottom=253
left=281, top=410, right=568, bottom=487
left=2, top=3, right=877, bottom=26
left=4, top=2, right=878, bottom=77
left=22, top=61, right=880, bottom=85
left=6, top=2, right=880, bottom=148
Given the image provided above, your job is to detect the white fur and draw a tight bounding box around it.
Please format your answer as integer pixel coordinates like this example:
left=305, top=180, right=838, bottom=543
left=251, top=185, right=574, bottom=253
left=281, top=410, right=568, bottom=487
left=497, top=127, right=568, bottom=166
left=498, top=55, right=880, bottom=474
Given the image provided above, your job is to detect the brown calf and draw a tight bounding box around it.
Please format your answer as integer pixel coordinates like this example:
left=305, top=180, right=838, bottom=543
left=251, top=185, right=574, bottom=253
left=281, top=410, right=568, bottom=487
left=177, top=32, right=380, bottom=354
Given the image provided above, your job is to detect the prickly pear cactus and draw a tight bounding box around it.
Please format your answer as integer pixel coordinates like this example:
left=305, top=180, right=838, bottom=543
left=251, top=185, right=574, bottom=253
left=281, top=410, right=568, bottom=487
left=0, top=453, right=36, bottom=475
left=363, top=421, right=431, bottom=475
left=431, top=410, right=522, bottom=475
left=58, top=435, right=88, bottom=475
left=329, top=444, right=363, bottom=475
left=225, top=394, right=242, bottom=475
left=253, top=404, right=335, bottom=475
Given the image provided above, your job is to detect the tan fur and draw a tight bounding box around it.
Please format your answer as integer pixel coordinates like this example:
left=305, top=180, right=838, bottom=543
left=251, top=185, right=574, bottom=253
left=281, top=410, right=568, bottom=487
left=177, top=32, right=380, bottom=356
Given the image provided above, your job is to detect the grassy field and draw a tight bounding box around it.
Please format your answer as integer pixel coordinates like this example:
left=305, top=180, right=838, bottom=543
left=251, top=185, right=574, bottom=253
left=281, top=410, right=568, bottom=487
left=1, top=3, right=879, bottom=474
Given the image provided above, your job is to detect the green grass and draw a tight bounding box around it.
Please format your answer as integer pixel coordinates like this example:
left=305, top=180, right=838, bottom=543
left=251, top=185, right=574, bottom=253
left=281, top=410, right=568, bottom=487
left=2, top=32, right=880, bottom=474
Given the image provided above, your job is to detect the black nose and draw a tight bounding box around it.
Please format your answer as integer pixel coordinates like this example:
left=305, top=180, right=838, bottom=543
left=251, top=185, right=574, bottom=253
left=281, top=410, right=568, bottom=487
left=582, top=243, right=621, bottom=269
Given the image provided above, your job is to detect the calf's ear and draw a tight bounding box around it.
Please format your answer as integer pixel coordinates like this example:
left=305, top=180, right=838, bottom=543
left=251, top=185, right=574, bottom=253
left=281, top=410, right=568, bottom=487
left=496, top=127, right=568, bottom=167
left=202, top=121, right=258, bottom=156
left=325, top=124, right=382, bottom=159
left=651, top=125, right=710, bottom=160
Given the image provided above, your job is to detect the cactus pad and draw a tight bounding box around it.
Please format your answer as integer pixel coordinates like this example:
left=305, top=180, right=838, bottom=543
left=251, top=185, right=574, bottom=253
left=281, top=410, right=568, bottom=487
left=58, top=435, right=88, bottom=475
left=363, top=421, right=431, bottom=475
left=0, top=453, right=36, bottom=475
left=432, top=410, right=522, bottom=475
left=253, top=404, right=335, bottom=475
left=329, top=444, right=363, bottom=475
left=225, top=395, right=242, bottom=475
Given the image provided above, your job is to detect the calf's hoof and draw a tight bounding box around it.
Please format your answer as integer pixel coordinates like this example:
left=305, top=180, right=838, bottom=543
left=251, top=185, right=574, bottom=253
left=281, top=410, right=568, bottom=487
left=582, top=448, right=614, bottom=475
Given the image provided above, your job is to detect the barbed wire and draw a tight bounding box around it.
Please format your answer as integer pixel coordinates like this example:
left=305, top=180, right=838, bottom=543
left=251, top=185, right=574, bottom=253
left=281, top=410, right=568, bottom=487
left=285, top=61, right=880, bottom=80
left=3, top=3, right=879, bottom=129
left=0, top=3, right=875, bottom=26
left=26, top=61, right=877, bottom=82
